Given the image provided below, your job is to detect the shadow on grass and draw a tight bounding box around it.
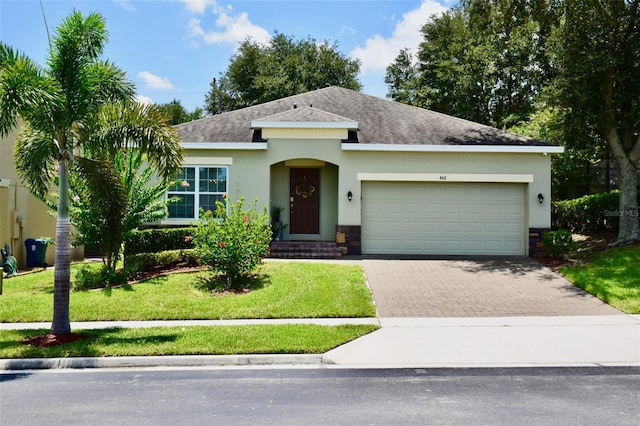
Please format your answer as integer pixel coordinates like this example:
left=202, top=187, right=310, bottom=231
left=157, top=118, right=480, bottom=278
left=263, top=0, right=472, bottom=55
left=561, top=246, right=640, bottom=311
left=0, top=328, right=179, bottom=359
left=195, top=272, right=270, bottom=294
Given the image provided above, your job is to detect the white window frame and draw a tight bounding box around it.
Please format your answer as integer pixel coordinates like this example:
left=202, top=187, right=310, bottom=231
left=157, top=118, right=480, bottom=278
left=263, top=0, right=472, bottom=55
left=164, top=165, right=229, bottom=224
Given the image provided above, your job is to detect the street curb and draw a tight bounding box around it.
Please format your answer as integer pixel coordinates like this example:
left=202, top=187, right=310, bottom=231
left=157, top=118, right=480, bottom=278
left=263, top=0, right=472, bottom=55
left=0, top=354, right=323, bottom=371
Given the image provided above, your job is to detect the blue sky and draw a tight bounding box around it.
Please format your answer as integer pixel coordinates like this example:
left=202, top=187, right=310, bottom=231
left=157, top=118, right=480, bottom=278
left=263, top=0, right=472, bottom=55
left=1, top=0, right=452, bottom=112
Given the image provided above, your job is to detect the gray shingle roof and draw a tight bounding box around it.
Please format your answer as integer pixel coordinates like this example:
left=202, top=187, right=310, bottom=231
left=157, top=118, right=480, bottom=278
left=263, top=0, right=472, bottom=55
left=177, top=86, right=552, bottom=146
left=252, top=106, right=357, bottom=125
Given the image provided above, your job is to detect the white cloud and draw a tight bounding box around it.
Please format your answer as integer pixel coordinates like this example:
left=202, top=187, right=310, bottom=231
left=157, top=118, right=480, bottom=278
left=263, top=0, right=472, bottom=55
left=137, top=71, right=174, bottom=90
left=179, top=0, right=218, bottom=15
left=350, top=0, right=449, bottom=73
left=114, top=0, right=136, bottom=12
left=135, top=95, right=155, bottom=106
left=184, top=2, right=270, bottom=47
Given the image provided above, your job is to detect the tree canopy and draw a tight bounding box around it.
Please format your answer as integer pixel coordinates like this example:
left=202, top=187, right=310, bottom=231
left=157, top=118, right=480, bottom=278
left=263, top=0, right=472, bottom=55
left=385, top=0, right=561, bottom=129
left=205, top=33, right=362, bottom=114
left=553, top=0, right=640, bottom=242
left=156, top=98, right=204, bottom=125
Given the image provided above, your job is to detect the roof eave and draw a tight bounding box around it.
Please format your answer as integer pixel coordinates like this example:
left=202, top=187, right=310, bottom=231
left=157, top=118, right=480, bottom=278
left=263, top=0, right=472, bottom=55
left=341, top=144, right=564, bottom=154
left=181, top=142, right=268, bottom=150
left=251, top=121, right=358, bottom=130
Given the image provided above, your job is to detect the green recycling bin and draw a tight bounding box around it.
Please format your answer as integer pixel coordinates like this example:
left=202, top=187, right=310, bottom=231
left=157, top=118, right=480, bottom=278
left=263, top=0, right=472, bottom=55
left=25, top=238, right=49, bottom=268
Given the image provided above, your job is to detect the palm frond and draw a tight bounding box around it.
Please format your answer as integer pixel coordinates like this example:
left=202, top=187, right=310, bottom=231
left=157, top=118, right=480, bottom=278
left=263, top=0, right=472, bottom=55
left=88, top=101, right=184, bottom=182
left=87, top=61, right=135, bottom=105
left=46, top=10, right=111, bottom=133
left=13, top=124, right=58, bottom=198
left=0, top=42, right=59, bottom=136
left=73, top=156, right=127, bottom=266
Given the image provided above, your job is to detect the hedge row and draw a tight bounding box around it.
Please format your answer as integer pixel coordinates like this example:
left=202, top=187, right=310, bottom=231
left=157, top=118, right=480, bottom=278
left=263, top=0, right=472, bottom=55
left=124, top=249, right=199, bottom=275
left=552, top=191, right=620, bottom=233
left=124, top=227, right=195, bottom=256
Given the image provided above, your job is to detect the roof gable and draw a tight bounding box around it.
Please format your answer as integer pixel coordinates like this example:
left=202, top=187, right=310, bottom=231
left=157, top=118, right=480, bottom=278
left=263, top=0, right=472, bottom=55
left=251, top=106, right=358, bottom=129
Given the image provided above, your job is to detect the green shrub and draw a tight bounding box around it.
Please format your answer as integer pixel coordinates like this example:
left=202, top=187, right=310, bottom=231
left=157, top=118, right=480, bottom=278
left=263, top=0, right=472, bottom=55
left=124, top=249, right=199, bottom=278
left=552, top=191, right=620, bottom=233
left=125, top=227, right=195, bottom=256
left=542, top=229, right=576, bottom=258
left=74, top=264, right=128, bottom=290
left=193, top=197, right=272, bottom=289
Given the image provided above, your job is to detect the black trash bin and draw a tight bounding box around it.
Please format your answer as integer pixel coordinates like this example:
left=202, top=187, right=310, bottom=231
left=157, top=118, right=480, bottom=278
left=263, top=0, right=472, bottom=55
left=25, top=238, right=49, bottom=268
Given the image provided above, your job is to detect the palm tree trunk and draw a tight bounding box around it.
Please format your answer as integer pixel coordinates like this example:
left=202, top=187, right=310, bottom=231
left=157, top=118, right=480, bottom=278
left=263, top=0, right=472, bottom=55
left=51, top=156, right=72, bottom=334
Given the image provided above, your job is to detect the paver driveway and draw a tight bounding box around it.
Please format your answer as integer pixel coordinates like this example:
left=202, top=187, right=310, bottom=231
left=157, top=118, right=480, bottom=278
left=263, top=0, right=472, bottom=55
left=362, top=257, right=622, bottom=317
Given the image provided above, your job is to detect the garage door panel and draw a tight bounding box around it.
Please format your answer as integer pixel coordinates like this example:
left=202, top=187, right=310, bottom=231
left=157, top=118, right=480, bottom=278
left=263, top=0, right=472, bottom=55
left=362, top=182, right=525, bottom=255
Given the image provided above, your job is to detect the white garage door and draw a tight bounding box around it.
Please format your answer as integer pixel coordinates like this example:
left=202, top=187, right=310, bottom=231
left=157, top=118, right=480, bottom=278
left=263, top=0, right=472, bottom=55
left=361, top=182, right=525, bottom=255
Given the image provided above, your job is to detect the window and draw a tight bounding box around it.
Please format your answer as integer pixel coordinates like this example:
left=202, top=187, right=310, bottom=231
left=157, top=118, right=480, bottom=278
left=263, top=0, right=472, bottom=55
left=167, top=166, right=228, bottom=219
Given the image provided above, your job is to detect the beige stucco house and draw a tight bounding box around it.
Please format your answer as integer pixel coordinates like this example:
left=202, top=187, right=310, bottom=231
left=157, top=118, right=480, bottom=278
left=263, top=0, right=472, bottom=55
left=0, top=126, right=61, bottom=268
left=1, top=86, right=562, bottom=266
left=170, top=87, right=562, bottom=256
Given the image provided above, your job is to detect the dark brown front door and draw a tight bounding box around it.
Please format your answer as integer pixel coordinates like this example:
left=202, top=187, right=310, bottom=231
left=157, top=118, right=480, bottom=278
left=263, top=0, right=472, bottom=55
left=290, top=168, right=320, bottom=234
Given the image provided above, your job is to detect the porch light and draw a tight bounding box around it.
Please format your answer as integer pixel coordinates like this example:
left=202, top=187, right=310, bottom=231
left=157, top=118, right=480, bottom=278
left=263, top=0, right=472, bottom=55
left=347, top=191, right=353, bottom=202
left=538, top=193, right=544, bottom=204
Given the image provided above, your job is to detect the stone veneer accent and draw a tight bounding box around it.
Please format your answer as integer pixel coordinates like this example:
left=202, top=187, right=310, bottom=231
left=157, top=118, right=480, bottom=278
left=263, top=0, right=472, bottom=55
left=529, top=227, right=550, bottom=257
left=337, top=225, right=545, bottom=257
left=335, top=225, right=361, bottom=255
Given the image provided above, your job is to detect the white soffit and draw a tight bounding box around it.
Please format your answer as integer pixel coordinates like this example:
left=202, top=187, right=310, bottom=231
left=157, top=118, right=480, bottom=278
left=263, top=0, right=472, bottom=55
left=181, top=142, right=267, bottom=150
left=251, top=121, right=358, bottom=129
left=342, top=144, right=564, bottom=154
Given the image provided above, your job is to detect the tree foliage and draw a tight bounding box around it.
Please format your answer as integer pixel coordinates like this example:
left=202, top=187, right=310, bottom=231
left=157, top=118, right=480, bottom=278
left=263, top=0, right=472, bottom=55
left=70, top=150, right=178, bottom=274
left=386, top=0, right=561, bottom=129
left=205, top=33, right=362, bottom=114
left=0, top=11, right=183, bottom=334
left=509, top=104, right=605, bottom=200
left=156, top=98, right=204, bottom=125
left=553, top=0, right=640, bottom=243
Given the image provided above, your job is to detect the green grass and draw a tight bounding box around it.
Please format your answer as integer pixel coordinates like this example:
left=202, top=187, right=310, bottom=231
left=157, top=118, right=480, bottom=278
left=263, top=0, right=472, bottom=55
left=0, top=262, right=375, bottom=322
left=0, top=324, right=379, bottom=358
left=0, top=262, right=378, bottom=358
left=560, top=244, right=640, bottom=314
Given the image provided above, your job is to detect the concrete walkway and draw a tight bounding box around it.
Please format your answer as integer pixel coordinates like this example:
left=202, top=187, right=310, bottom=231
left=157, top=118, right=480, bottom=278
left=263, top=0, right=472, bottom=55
left=323, top=315, right=640, bottom=368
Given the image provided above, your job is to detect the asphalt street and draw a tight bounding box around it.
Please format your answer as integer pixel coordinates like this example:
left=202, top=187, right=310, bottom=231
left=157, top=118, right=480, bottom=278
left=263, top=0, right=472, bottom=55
left=1, top=367, right=639, bottom=425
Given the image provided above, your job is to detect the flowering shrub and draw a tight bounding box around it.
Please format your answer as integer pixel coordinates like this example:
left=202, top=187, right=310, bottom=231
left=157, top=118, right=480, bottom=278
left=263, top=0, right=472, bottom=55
left=193, top=197, right=272, bottom=289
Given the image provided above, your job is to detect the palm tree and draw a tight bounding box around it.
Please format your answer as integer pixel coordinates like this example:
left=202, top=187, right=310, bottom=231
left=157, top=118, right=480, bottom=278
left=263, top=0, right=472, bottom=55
left=0, top=11, right=183, bottom=334
left=70, top=106, right=182, bottom=274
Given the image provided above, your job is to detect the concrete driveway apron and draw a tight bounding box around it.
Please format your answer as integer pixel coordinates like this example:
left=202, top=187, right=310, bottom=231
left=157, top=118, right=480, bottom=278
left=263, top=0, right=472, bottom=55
left=362, top=257, right=622, bottom=317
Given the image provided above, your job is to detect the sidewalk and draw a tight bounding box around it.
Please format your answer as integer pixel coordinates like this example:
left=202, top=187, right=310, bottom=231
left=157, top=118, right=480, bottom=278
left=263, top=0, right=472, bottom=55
left=1, top=315, right=639, bottom=370
left=324, top=315, right=640, bottom=368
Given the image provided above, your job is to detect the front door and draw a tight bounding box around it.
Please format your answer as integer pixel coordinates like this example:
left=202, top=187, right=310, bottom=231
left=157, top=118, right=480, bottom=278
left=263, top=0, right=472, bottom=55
left=290, top=168, right=320, bottom=234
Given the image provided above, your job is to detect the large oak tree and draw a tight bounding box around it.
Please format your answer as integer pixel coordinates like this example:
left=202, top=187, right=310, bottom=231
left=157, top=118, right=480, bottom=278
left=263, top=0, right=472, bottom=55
left=555, top=0, right=640, bottom=243
left=205, top=33, right=362, bottom=114
left=386, top=0, right=561, bottom=129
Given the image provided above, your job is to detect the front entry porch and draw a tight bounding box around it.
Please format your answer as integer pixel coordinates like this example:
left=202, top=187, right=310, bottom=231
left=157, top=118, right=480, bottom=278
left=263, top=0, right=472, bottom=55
left=268, top=240, right=342, bottom=259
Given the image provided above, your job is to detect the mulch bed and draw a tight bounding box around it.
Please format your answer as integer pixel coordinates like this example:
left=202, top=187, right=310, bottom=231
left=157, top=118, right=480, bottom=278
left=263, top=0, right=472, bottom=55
left=22, top=333, right=90, bottom=347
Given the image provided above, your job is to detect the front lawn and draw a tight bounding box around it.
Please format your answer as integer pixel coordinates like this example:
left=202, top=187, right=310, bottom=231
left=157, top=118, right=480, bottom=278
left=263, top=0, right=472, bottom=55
left=0, top=261, right=376, bottom=322
left=0, top=324, right=379, bottom=359
left=560, top=243, right=640, bottom=314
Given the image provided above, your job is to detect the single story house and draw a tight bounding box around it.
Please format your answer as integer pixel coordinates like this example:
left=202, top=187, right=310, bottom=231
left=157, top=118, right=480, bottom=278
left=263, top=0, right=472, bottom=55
left=169, top=86, right=563, bottom=256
